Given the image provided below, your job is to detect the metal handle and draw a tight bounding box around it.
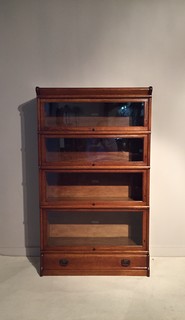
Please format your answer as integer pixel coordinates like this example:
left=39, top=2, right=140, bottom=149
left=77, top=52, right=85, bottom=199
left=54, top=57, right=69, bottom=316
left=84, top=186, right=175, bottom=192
left=121, top=259, right=131, bottom=267
left=59, top=259, right=69, bottom=267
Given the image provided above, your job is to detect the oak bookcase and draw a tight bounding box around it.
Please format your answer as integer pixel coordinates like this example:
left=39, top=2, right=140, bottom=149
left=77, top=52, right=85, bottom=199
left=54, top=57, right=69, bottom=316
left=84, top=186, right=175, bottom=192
left=36, top=87, right=152, bottom=276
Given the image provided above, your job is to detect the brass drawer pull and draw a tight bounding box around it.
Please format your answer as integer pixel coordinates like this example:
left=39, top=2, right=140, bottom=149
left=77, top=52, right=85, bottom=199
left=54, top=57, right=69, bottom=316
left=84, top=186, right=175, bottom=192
left=121, top=259, right=131, bottom=267
left=59, top=259, right=69, bottom=267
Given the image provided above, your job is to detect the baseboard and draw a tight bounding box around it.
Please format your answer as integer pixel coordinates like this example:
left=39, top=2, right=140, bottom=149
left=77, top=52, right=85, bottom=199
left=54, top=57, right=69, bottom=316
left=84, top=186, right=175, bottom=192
left=0, top=247, right=40, bottom=257
left=1, top=246, right=185, bottom=257
left=151, top=246, right=185, bottom=257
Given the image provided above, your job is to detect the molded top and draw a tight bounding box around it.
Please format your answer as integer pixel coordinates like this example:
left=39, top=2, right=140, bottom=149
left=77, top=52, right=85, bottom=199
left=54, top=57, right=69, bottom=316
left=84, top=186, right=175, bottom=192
left=36, top=87, right=153, bottom=99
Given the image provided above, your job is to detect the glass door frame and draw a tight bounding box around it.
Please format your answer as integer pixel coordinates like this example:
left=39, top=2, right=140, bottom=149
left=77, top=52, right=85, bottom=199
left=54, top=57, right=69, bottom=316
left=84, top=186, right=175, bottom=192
left=39, top=133, right=150, bottom=168
left=38, top=98, right=150, bottom=133
left=40, top=169, right=150, bottom=208
left=41, top=208, right=149, bottom=252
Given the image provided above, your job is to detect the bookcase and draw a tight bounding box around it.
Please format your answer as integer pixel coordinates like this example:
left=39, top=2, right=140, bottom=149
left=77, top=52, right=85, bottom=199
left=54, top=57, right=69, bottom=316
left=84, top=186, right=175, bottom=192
left=36, top=87, right=152, bottom=276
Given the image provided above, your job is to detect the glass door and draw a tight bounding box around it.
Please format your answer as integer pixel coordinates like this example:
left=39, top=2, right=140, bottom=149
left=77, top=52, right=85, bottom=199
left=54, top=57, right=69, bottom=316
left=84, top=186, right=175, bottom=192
left=41, top=135, right=148, bottom=167
left=40, top=100, right=148, bottom=132
left=43, top=210, right=147, bottom=250
left=41, top=170, right=148, bottom=207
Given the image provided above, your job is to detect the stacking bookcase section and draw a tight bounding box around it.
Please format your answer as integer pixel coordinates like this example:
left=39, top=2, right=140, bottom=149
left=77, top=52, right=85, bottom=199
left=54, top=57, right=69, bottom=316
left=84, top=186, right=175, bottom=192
left=40, top=170, right=149, bottom=208
left=40, top=135, right=149, bottom=168
left=36, top=87, right=152, bottom=276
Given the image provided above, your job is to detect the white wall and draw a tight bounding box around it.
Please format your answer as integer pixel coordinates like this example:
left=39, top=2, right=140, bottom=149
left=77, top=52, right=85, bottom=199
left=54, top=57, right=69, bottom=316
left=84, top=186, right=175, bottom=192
left=1, top=0, right=185, bottom=256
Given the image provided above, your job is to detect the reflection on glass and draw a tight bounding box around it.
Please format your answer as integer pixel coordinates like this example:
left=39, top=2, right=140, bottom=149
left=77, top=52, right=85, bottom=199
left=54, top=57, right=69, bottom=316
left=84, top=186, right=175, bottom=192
left=45, top=137, right=144, bottom=164
left=43, top=102, right=144, bottom=128
left=45, top=172, right=143, bottom=202
left=47, top=211, right=143, bottom=247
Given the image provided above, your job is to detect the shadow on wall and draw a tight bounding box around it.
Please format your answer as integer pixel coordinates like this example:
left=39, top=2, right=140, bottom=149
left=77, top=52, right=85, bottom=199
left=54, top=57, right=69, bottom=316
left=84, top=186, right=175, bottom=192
left=18, top=99, right=40, bottom=274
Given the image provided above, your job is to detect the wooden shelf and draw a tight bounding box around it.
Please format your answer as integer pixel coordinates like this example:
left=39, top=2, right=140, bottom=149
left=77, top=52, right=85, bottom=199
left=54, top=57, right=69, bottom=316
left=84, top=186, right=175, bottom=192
left=46, top=151, right=130, bottom=163
left=44, top=116, right=130, bottom=128
left=48, top=237, right=138, bottom=247
left=47, top=197, right=134, bottom=203
left=46, top=185, right=137, bottom=201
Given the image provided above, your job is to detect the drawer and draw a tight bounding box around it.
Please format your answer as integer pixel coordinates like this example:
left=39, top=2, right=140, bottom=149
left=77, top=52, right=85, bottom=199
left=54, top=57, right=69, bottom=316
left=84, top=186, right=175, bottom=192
left=42, top=253, right=149, bottom=275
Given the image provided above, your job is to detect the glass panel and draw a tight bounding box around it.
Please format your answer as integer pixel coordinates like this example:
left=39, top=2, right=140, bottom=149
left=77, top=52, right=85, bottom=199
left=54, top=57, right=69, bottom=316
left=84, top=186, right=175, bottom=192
left=47, top=211, right=143, bottom=247
left=45, top=172, right=143, bottom=203
left=45, top=137, right=144, bottom=165
left=43, top=102, right=144, bottom=129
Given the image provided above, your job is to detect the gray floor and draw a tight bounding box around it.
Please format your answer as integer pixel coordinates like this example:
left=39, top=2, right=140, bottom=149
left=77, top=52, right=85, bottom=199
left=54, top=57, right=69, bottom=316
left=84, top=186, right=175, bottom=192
left=0, top=256, right=185, bottom=320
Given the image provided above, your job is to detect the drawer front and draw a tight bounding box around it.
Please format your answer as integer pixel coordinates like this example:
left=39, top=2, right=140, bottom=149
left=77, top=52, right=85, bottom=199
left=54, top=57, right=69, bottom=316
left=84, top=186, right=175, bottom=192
left=42, top=253, right=148, bottom=271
